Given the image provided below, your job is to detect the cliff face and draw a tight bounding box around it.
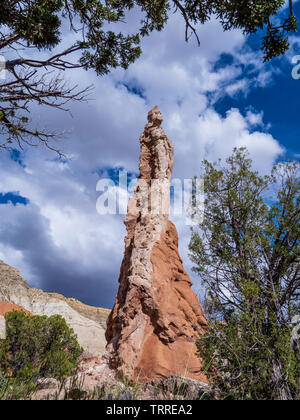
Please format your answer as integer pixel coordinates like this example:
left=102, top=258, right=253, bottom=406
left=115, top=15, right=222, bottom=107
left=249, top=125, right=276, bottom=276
left=0, top=301, right=31, bottom=339
left=0, top=260, right=110, bottom=357
left=105, top=107, right=207, bottom=382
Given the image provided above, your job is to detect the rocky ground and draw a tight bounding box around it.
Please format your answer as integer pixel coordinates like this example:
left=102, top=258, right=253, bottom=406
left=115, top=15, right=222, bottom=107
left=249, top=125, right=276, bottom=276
left=32, top=377, right=217, bottom=400
left=32, top=351, right=217, bottom=400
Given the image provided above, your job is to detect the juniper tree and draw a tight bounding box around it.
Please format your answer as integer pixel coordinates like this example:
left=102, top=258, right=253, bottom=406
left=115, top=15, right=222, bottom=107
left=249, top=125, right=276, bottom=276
left=189, top=148, right=300, bottom=400
left=0, top=311, right=83, bottom=383
left=0, top=1, right=298, bottom=154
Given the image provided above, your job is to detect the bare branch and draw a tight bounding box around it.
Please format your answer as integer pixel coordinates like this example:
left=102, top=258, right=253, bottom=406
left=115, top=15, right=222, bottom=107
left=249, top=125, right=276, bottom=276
left=289, top=0, right=295, bottom=17
left=0, top=33, right=20, bottom=49
left=5, top=44, right=84, bottom=71
left=172, top=0, right=200, bottom=46
left=0, top=63, right=92, bottom=155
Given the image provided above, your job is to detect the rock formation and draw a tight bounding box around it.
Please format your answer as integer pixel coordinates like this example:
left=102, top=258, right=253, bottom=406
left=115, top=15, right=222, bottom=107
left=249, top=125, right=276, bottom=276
left=0, top=301, right=31, bottom=339
left=0, top=260, right=110, bottom=357
left=105, top=106, right=207, bottom=382
left=0, top=301, right=31, bottom=316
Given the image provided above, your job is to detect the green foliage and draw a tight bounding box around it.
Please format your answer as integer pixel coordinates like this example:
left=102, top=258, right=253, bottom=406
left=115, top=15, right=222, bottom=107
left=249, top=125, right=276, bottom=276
left=197, top=309, right=300, bottom=400
left=178, top=0, right=297, bottom=61
left=0, top=311, right=83, bottom=384
left=1, top=1, right=297, bottom=73
left=0, top=0, right=64, bottom=48
left=213, top=0, right=296, bottom=61
left=190, top=148, right=300, bottom=400
left=0, top=372, right=9, bottom=399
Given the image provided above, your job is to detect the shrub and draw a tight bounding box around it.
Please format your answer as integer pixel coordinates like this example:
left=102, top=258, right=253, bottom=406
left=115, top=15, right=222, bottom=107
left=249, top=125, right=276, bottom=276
left=197, top=315, right=300, bottom=400
left=0, top=311, right=83, bottom=383
left=190, top=149, right=300, bottom=400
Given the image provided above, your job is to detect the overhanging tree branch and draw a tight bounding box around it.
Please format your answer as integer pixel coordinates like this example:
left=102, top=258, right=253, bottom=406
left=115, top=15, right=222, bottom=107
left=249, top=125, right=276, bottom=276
left=172, top=0, right=201, bottom=45
left=0, top=1, right=298, bottom=155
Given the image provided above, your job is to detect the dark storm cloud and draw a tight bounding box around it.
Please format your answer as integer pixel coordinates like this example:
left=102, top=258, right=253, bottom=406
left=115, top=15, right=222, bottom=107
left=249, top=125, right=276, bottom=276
left=0, top=202, right=120, bottom=307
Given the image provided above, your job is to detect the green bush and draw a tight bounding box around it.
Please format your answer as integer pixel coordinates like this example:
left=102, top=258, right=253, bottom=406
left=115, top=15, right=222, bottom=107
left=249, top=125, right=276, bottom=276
left=0, top=311, right=83, bottom=383
left=190, top=149, right=300, bottom=400
left=197, top=315, right=300, bottom=400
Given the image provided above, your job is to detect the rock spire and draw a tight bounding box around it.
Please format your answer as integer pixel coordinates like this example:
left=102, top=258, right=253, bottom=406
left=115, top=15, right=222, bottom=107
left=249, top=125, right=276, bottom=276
left=105, top=106, right=207, bottom=382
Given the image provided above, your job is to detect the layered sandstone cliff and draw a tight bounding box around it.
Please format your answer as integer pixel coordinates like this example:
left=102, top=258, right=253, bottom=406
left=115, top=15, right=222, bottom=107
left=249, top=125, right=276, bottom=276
left=105, top=106, right=207, bottom=382
left=0, top=301, right=31, bottom=339
left=0, top=260, right=110, bottom=357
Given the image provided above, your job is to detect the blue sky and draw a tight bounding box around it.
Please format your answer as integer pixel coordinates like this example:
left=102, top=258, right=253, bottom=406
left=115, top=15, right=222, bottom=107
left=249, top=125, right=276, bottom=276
left=0, top=193, right=28, bottom=206
left=0, top=3, right=299, bottom=308
left=215, top=2, right=300, bottom=161
left=215, top=55, right=300, bottom=158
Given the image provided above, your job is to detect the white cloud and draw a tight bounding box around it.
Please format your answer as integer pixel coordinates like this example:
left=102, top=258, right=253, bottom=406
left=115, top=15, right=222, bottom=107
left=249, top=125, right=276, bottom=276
left=191, top=108, right=284, bottom=174
left=0, top=11, right=287, bottom=308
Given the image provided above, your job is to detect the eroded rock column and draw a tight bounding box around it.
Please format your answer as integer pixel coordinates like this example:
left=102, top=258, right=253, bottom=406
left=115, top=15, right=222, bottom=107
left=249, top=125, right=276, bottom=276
left=105, top=106, right=207, bottom=382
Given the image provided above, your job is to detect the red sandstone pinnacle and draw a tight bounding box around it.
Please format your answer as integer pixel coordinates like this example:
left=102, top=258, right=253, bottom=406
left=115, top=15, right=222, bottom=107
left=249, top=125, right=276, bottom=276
left=105, top=106, right=208, bottom=382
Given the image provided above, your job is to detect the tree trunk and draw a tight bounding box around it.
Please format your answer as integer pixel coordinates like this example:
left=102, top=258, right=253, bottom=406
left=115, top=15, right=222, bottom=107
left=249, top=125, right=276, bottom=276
left=272, top=359, right=292, bottom=400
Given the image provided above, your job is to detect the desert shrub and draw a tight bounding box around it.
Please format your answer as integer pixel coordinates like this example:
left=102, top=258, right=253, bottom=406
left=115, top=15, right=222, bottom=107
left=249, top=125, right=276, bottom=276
left=197, top=314, right=300, bottom=400
left=0, top=372, right=8, bottom=399
left=190, top=149, right=300, bottom=400
left=0, top=311, right=83, bottom=383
